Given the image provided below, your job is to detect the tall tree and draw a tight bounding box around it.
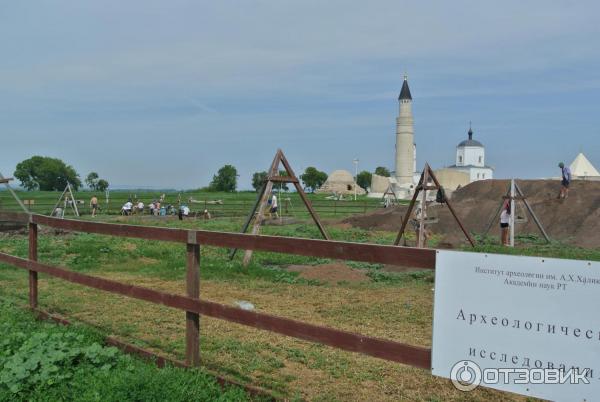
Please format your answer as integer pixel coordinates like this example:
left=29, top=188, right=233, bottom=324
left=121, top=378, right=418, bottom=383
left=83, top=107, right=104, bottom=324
left=300, top=167, right=327, bottom=193
left=14, top=156, right=81, bottom=191
left=85, top=172, right=99, bottom=189
left=374, top=166, right=391, bottom=177
left=96, top=179, right=109, bottom=192
left=251, top=171, right=268, bottom=192
left=86, top=172, right=109, bottom=191
left=209, top=165, right=238, bottom=192
left=356, top=171, right=372, bottom=192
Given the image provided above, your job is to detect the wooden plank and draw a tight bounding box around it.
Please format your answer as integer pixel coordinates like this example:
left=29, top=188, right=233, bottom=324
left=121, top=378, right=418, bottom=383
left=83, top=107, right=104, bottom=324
left=243, top=180, right=274, bottom=266
left=195, top=231, right=435, bottom=268
left=29, top=214, right=435, bottom=268
left=242, top=150, right=281, bottom=265
left=417, top=168, right=429, bottom=248
left=0, top=252, right=431, bottom=369
left=186, top=240, right=200, bottom=367
left=229, top=181, right=267, bottom=260
left=33, top=214, right=188, bottom=243
left=28, top=222, right=38, bottom=309
left=268, top=176, right=299, bottom=183
left=0, top=211, right=30, bottom=222
left=0, top=172, right=29, bottom=213
left=394, top=172, right=423, bottom=245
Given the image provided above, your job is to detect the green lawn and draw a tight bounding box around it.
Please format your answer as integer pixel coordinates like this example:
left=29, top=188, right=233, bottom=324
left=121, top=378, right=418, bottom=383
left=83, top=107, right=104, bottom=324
left=0, top=189, right=385, bottom=219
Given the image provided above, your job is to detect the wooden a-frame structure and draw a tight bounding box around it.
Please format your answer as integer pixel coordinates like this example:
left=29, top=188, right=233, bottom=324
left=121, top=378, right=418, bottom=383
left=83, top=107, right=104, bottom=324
left=0, top=172, right=28, bottom=213
left=381, top=183, right=399, bottom=207
left=231, top=149, right=330, bottom=265
left=394, top=163, right=475, bottom=248
left=51, top=182, right=80, bottom=218
left=482, top=179, right=550, bottom=246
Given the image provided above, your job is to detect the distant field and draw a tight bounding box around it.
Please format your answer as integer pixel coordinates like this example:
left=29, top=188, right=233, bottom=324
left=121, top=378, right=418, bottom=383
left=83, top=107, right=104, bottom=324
left=0, top=189, right=388, bottom=219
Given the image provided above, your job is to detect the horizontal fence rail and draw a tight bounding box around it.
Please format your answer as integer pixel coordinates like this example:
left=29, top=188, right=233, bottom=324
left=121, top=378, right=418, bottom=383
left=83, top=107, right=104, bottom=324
left=0, top=252, right=431, bottom=369
left=31, top=214, right=436, bottom=269
left=0, top=211, right=436, bottom=389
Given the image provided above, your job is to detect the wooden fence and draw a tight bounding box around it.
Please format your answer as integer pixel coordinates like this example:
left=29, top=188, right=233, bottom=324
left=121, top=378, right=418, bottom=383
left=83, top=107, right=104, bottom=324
left=0, top=211, right=436, bottom=391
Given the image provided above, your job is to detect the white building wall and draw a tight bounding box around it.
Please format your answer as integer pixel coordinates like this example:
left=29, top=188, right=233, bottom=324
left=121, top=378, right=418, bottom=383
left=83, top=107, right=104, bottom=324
left=457, top=146, right=485, bottom=167
left=455, top=167, right=493, bottom=181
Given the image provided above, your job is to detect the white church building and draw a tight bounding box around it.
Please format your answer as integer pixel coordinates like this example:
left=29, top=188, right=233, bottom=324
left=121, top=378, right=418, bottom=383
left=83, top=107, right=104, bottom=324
left=445, top=125, right=494, bottom=182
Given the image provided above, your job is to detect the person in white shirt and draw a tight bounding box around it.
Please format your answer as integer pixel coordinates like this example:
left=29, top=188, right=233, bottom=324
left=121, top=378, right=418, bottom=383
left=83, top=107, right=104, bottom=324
left=136, top=201, right=144, bottom=214
left=270, top=194, right=279, bottom=219
left=122, top=201, right=133, bottom=216
left=500, top=202, right=511, bottom=246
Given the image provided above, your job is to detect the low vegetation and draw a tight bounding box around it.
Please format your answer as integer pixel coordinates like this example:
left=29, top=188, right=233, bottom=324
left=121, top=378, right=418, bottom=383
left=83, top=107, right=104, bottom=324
left=0, top=302, right=249, bottom=402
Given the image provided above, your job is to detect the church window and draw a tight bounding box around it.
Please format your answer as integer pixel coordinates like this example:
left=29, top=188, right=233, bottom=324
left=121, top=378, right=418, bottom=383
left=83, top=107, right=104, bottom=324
left=479, top=156, right=482, bottom=163
left=477, top=173, right=480, bottom=179
left=458, top=156, right=463, bottom=163
left=482, top=173, right=485, bottom=179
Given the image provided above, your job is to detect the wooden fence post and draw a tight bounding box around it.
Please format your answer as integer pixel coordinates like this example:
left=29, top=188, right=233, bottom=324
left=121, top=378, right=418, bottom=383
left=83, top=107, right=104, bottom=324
left=28, top=219, right=38, bottom=309
left=185, top=231, right=200, bottom=367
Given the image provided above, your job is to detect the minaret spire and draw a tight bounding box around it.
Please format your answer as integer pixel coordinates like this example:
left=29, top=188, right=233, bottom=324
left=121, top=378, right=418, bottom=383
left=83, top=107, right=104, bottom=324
left=398, top=75, right=412, bottom=101
left=468, top=121, right=473, bottom=140
left=395, top=74, right=415, bottom=187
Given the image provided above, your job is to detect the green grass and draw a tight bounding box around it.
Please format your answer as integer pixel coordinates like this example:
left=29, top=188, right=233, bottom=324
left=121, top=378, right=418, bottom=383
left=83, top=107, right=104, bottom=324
left=0, top=301, right=250, bottom=402
left=0, top=189, right=385, bottom=219
left=469, top=234, right=600, bottom=261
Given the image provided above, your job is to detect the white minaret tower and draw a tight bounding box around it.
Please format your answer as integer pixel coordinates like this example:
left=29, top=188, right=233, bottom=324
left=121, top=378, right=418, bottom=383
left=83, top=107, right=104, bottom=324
left=395, top=75, right=414, bottom=186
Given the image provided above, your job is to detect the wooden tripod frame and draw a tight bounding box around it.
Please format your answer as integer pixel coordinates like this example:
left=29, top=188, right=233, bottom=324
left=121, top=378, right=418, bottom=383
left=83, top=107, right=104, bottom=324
left=231, top=149, right=330, bottom=265
left=482, top=179, right=550, bottom=245
left=394, top=163, right=475, bottom=248
left=0, top=173, right=28, bottom=213
left=51, top=182, right=80, bottom=218
left=381, top=183, right=399, bottom=206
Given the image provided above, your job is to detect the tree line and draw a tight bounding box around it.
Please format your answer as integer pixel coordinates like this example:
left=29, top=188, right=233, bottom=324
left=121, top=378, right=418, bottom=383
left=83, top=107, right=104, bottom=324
left=12, top=156, right=391, bottom=193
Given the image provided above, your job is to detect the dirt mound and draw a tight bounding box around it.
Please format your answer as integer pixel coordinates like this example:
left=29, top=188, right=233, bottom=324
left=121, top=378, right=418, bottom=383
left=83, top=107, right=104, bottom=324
left=344, top=179, right=600, bottom=248
left=286, top=262, right=369, bottom=284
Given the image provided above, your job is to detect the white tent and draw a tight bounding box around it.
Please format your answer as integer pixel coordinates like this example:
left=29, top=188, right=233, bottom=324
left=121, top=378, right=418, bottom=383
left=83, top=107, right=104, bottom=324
left=569, top=153, right=600, bottom=178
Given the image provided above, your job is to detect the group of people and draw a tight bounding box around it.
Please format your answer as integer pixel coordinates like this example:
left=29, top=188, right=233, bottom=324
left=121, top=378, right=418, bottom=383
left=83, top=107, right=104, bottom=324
left=88, top=194, right=213, bottom=219
left=120, top=199, right=174, bottom=216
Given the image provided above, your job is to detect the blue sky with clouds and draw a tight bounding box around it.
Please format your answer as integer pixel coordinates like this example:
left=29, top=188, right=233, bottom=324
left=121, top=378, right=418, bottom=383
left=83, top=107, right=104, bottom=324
left=1, top=1, right=599, bottom=189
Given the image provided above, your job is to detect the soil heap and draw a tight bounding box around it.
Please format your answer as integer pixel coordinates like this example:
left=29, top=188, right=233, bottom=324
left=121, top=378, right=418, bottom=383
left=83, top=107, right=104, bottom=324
left=343, top=179, right=600, bottom=248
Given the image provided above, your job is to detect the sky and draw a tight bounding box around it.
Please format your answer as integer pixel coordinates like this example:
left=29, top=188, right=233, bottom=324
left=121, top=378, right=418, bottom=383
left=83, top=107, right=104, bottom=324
left=1, top=1, right=599, bottom=190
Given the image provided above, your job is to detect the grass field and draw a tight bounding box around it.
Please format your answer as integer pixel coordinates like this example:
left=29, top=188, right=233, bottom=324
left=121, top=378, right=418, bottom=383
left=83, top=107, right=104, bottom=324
left=0, top=213, right=598, bottom=401
left=0, top=189, right=385, bottom=219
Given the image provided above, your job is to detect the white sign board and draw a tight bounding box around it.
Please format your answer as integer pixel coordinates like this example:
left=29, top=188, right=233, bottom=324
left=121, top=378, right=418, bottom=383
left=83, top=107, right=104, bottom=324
left=432, top=250, right=600, bottom=401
